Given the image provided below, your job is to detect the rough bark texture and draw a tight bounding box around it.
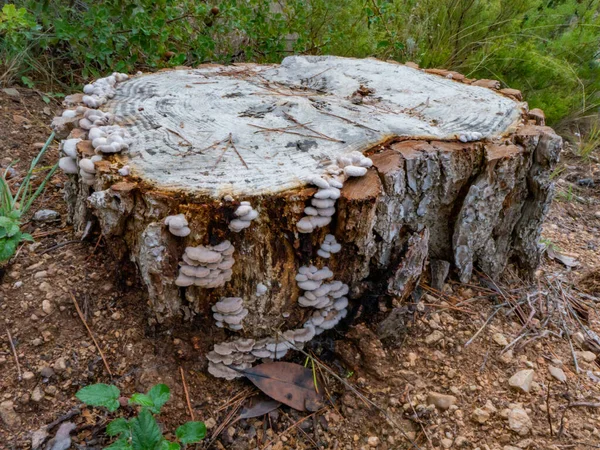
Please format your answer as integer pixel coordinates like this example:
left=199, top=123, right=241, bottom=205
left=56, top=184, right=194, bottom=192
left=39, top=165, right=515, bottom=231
left=54, top=56, right=560, bottom=348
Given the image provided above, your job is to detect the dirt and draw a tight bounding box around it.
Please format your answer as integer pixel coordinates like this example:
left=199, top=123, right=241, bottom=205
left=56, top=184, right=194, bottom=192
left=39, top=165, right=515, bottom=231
left=1, top=87, right=600, bottom=450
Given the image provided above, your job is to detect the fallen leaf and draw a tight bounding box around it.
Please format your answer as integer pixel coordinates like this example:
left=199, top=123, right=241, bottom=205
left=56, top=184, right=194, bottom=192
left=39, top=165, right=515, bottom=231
left=240, top=362, right=324, bottom=412
left=239, top=396, right=281, bottom=419
left=547, top=247, right=579, bottom=267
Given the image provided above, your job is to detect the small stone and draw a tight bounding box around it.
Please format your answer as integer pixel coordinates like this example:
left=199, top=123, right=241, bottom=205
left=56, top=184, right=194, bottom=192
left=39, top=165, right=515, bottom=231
left=34, top=270, right=48, bottom=279
left=32, top=338, right=43, bottom=347
left=0, top=401, right=21, bottom=428
left=548, top=366, right=566, bottom=382
left=22, top=371, right=35, bottom=381
left=205, top=417, right=216, bottom=429
left=427, top=392, right=457, bottom=410
left=40, top=366, right=55, bottom=378
left=447, top=368, right=457, bottom=379
left=471, top=407, right=491, bottom=424
left=499, top=349, right=514, bottom=364
left=45, top=386, right=58, bottom=396
left=576, top=351, right=597, bottom=363
left=504, top=447, right=521, bottom=450
left=492, top=333, right=508, bottom=346
left=42, top=300, right=54, bottom=315
left=455, top=436, right=469, bottom=447
left=507, top=408, right=532, bottom=435
left=111, top=311, right=122, bottom=320
left=54, top=357, right=67, bottom=373
left=367, top=436, right=380, bottom=447
left=2, top=88, right=20, bottom=99
left=31, top=386, right=44, bottom=402
left=33, top=209, right=60, bottom=222
left=508, top=369, right=534, bottom=393
left=425, top=330, right=444, bottom=345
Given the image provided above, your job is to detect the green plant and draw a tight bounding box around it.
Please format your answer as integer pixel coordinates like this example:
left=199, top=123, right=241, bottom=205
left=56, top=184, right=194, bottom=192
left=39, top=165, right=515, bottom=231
left=577, top=121, right=600, bottom=159
left=75, top=383, right=206, bottom=449
left=0, top=132, right=57, bottom=263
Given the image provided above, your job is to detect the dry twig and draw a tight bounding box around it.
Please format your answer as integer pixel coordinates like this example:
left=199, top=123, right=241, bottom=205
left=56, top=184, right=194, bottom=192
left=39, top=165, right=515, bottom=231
left=6, top=329, right=22, bottom=380
left=179, top=366, right=195, bottom=420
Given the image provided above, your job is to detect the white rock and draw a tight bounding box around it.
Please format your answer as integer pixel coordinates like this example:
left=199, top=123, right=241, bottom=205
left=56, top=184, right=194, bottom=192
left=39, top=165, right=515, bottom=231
left=508, top=369, right=535, bottom=393
left=507, top=408, right=532, bottom=435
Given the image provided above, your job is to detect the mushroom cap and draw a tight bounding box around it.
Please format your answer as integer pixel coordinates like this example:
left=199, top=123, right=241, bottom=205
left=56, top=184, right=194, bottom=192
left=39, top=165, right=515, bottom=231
left=79, top=158, right=96, bottom=174
left=306, top=175, right=330, bottom=189
left=312, top=268, right=334, bottom=281
left=212, top=240, right=232, bottom=252
left=213, top=297, right=244, bottom=314
left=296, top=217, right=314, bottom=233
left=59, top=157, right=78, bottom=174
left=324, top=234, right=336, bottom=243
left=170, top=226, right=191, bottom=237
left=222, top=245, right=236, bottom=256
left=208, top=362, right=242, bottom=380
left=222, top=308, right=249, bottom=325
left=256, top=283, right=268, bottom=296
left=182, top=254, right=200, bottom=266
left=334, top=297, right=349, bottom=310
left=164, top=214, right=188, bottom=229
left=330, top=284, right=349, bottom=298
left=298, top=296, right=320, bottom=307
left=294, top=325, right=316, bottom=343
left=298, top=280, right=322, bottom=291
left=62, top=139, right=80, bottom=158
left=311, top=198, right=336, bottom=208
left=218, top=258, right=235, bottom=270
left=214, top=342, right=236, bottom=355
left=238, top=209, right=258, bottom=222
left=180, top=265, right=210, bottom=278
left=234, top=338, right=256, bottom=352
left=234, top=205, right=253, bottom=217
left=344, top=165, right=368, bottom=177
left=304, top=206, right=319, bottom=216
left=251, top=348, right=272, bottom=358
left=295, top=274, right=308, bottom=282
left=185, top=246, right=222, bottom=263
left=329, top=179, right=344, bottom=189
left=175, top=273, right=195, bottom=287
left=314, top=187, right=340, bottom=200
left=229, top=219, right=251, bottom=232
left=309, top=215, right=332, bottom=228
left=359, top=157, right=373, bottom=168
left=316, top=207, right=336, bottom=217
left=329, top=243, right=342, bottom=253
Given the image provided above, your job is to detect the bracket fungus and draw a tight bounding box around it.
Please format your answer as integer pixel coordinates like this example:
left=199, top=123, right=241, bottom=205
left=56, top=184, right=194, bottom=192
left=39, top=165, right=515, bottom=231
left=176, top=242, right=235, bottom=289
left=164, top=214, right=191, bottom=237
left=212, top=297, right=248, bottom=331
left=229, top=201, right=259, bottom=232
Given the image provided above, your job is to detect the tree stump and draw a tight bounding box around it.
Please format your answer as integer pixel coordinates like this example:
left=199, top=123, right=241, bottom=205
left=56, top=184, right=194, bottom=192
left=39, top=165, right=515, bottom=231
left=53, top=56, right=561, bottom=378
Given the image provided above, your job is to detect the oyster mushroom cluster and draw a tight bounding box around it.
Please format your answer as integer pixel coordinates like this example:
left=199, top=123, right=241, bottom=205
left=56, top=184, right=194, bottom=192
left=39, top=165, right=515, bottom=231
left=82, top=72, right=129, bottom=108
left=317, top=234, right=342, bottom=258
left=458, top=131, right=484, bottom=143
left=89, top=125, right=130, bottom=154
left=176, top=241, right=235, bottom=288
left=229, top=201, right=259, bottom=232
left=164, top=214, right=190, bottom=237
left=212, top=297, right=248, bottom=331
left=297, top=151, right=372, bottom=233
left=78, top=108, right=114, bottom=130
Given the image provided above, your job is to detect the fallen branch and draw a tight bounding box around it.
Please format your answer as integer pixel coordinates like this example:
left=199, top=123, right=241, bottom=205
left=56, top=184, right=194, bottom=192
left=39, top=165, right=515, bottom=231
left=179, top=366, right=195, bottom=420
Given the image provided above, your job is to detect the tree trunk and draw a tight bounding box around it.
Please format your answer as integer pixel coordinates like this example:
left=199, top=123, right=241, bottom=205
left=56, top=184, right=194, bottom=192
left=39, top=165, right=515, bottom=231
left=52, top=56, right=560, bottom=378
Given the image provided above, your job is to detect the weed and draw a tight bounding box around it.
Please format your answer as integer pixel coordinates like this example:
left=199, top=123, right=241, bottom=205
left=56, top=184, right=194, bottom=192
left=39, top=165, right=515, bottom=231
left=0, top=132, right=57, bottom=263
left=76, top=383, right=206, bottom=449
left=577, top=122, right=600, bottom=159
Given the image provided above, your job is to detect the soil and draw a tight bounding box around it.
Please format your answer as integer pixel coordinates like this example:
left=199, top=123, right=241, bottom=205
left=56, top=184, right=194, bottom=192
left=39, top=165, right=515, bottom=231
left=1, top=87, right=599, bottom=450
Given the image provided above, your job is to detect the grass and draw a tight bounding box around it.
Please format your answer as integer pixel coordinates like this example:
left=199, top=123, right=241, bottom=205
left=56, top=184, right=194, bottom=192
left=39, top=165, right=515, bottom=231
left=0, top=131, right=57, bottom=262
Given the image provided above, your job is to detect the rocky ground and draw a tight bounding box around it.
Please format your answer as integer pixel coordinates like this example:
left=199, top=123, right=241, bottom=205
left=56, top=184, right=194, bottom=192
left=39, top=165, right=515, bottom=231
left=1, top=87, right=599, bottom=450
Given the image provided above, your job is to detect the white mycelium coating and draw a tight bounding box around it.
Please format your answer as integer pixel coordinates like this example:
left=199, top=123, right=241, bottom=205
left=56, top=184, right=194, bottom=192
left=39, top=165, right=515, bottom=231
left=176, top=241, right=234, bottom=288
left=164, top=214, right=191, bottom=237
left=212, top=297, right=249, bottom=331
left=296, top=152, right=372, bottom=233
left=317, top=234, right=342, bottom=258
left=229, top=201, right=258, bottom=232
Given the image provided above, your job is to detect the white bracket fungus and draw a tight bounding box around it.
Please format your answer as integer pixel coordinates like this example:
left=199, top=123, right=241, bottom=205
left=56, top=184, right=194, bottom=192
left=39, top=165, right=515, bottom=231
left=296, top=151, right=372, bottom=233
left=229, top=201, right=258, bottom=232
left=212, top=297, right=248, bottom=331
left=82, top=72, right=129, bottom=108
left=164, top=214, right=191, bottom=237
left=176, top=241, right=235, bottom=288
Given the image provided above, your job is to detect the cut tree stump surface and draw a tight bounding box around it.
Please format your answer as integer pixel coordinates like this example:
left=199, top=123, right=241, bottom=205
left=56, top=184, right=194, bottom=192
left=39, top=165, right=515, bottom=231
left=53, top=56, right=561, bottom=379
left=107, top=56, right=521, bottom=196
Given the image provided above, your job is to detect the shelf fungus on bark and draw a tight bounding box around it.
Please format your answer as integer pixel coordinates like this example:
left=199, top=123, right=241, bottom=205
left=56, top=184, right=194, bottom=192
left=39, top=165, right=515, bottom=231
left=54, top=55, right=561, bottom=380
left=176, top=242, right=235, bottom=288
left=164, top=214, right=191, bottom=237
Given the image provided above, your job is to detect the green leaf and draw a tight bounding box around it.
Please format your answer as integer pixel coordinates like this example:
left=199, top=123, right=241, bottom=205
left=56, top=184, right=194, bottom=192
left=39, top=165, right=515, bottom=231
left=42, top=95, right=51, bottom=104
left=175, top=421, right=206, bottom=444
left=76, top=384, right=121, bottom=412
left=105, top=438, right=133, bottom=450
left=107, top=417, right=131, bottom=438
left=0, top=235, right=20, bottom=262
left=147, top=384, right=170, bottom=412
left=21, top=75, right=34, bottom=88
left=131, top=409, right=162, bottom=450
left=159, top=441, right=180, bottom=450
left=21, top=233, right=33, bottom=242
left=129, top=393, right=154, bottom=409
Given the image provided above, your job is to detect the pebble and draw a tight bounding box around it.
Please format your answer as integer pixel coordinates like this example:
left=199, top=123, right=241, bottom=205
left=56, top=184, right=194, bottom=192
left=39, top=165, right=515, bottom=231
left=22, top=371, right=35, bottom=381
left=33, top=209, right=60, bottom=222
left=31, top=386, right=44, bottom=402
left=34, top=270, right=48, bottom=279
left=40, top=366, right=55, bottom=378
left=471, top=407, right=491, bottom=424
left=507, top=408, right=532, bottom=435
left=205, top=417, right=216, bottom=429
left=425, top=330, right=444, bottom=345
left=42, top=300, right=54, bottom=315
left=548, top=366, right=566, bottom=382
left=0, top=401, right=21, bottom=428
left=492, top=333, right=508, bottom=346
left=508, top=369, right=535, bottom=393
left=367, top=436, right=380, bottom=447
left=576, top=351, right=597, bottom=363
left=427, top=392, right=457, bottom=410
left=54, top=357, right=67, bottom=373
